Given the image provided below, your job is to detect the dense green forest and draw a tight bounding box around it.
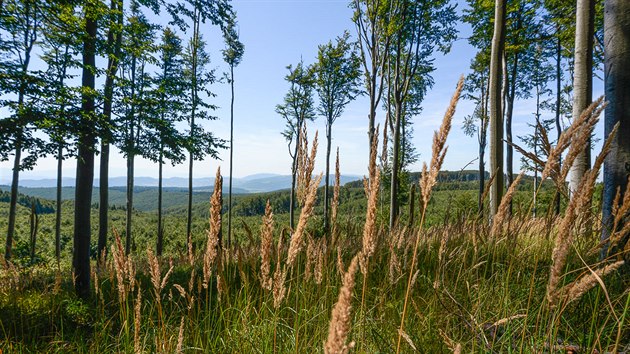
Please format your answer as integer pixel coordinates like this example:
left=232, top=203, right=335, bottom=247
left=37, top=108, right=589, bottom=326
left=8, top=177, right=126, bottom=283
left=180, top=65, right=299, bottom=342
left=1, top=0, right=630, bottom=352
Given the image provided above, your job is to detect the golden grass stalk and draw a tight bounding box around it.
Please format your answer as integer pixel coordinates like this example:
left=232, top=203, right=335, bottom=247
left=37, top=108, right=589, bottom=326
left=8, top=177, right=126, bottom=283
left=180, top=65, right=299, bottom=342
left=331, top=148, right=341, bottom=232
left=260, top=200, right=274, bottom=291
left=546, top=125, right=616, bottom=306
left=203, top=167, right=222, bottom=289
left=490, top=172, right=524, bottom=238
left=112, top=227, right=131, bottom=302
left=359, top=128, right=381, bottom=275
left=324, top=254, right=360, bottom=354
left=176, top=317, right=185, bottom=354
left=287, top=173, right=323, bottom=268
left=314, top=237, right=326, bottom=285
left=542, top=97, right=604, bottom=182
left=397, top=77, right=463, bottom=354
left=134, top=288, right=142, bottom=354
left=273, top=233, right=287, bottom=309
left=563, top=260, right=624, bottom=305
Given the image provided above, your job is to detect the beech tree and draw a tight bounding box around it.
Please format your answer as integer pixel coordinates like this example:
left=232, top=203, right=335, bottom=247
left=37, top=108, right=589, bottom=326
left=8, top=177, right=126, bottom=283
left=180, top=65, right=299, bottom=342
left=148, top=27, right=187, bottom=256
left=116, top=0, right=157, bottom=254
left=222, top=15, right=244, bottom=247
left=385, top=0, right=457, bottom=228
left=98, top=0, right=124, bottom=261
left=601, top=0, right=630, bottom=257
left=166, top=0, right=232, bottom=246
left=277, top=61, right=316, bottom=230
left=488, top=0, right=507, bottom=217
left=0, top=0, right=48, bottom=261
left=313, top=31, right=361, bottom=235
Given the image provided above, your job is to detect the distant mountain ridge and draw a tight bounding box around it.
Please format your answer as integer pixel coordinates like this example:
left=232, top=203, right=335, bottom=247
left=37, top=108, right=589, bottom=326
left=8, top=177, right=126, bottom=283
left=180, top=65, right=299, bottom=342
left=1, top=173, right=362, bottom=194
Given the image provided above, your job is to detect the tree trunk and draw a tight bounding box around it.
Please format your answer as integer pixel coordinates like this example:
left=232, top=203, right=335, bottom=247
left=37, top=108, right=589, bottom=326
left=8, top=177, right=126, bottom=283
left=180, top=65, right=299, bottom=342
left=389, top=104, right=402, bottom=229
left=74, top=9, right=97, bottom=300
left=157, top=148, right=164, bottom=256
left=29, top=203, right=38, bottom=264
left=478, top=143, right=485, bottom=214
left=98, top=0, right=123, bottom=261
left=489, top=0, right=507, bottom=217
left=569, top=0, right=595, bottom=196
left=554, top=32, right=562, bottom=216
left=125, top=55, right=137, bottom=255
left=5, top=139, right=21, bottom=261
left=227, top=64, right=234, bottom=247
left=601, top=0, right=630, bottom=258
left=289, top=125, right=301, bottom=231
left=186, top=15, right=200, bottom=248
left=505, top=52, right=519, bottom=216
left=55, top=144, right=63, bottom=262
left=324, top=120, right=332, bottom=235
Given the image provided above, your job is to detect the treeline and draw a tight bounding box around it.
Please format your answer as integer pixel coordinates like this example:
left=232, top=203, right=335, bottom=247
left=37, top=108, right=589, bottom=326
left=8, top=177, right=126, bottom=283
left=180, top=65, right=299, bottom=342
left=0, top=0, right=243, bottom=298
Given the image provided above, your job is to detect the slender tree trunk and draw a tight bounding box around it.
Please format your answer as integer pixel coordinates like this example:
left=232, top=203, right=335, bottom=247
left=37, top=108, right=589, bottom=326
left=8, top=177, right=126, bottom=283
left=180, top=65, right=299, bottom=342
left=389, top=105, right=402, bottom=229
left=289, top=125, right=301, bottom=231
left=489, top=0, right=507, bottom=217
left=157, top=148, right=164, bottom=256
left=227, top=64, right=235, bottom=247
left=324, top=120, right=332, bottom=235
left=569, top=0, right=595, bottom=196
left=98, top=0, right=123, bottom=261
left=554, top=32, right=562, bottom=216
left=478, top=143, right=485, bottom=214
left=505, top=53, right=519, bottom=215
left=74, top=9, right=97, bottom=300
left=601, top=0, right=630, bottom=258
left=186, top=14, right=200, bottom=247
left=5, top=139, right=21, bottom=261
left=55, top=144, right=63, bottom=262
left=125, top=56, right=137, bottom=255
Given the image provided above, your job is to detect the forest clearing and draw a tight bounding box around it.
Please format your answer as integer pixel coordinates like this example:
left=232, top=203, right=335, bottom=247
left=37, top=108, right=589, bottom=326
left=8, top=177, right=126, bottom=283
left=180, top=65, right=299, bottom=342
left=1, top=0, right=630, bottom=352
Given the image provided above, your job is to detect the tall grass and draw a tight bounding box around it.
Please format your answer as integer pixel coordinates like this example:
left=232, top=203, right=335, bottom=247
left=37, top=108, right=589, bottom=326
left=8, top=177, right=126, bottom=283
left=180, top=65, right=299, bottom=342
left=1, top=84, right=629, bottom=353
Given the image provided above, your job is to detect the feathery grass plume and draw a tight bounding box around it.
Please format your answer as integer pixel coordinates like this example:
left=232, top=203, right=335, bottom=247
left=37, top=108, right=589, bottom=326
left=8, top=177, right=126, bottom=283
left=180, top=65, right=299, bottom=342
left=542, top=97, right=604, bottom=182
left=287, top=173, right=323, bottom=268
left=359, top=127, right=381, bottom=274
left=490, top=172, right=524, bottom=237
left=420, top=76, right=463, bottom=207
left=398, top=77, right=463, bottom=354
left=297, top=129, right=318, bottom=205
left=337, top=246, right=345, bottom=276
left=331, top=148, right=341, bottom=232
left=134, top=288, right=142, bottom=354
left=547, top=161, right=609, bottom=305
left=112, top=228, right=130, bottom=302
left=305, top=234, right=316, bottom=281
left=314, top=237, right=326, bottom=285
left=203, top=167, right=223, bottom=289
left=176, top=317, right=185, bottom=354
left=260, top=200, right=274, bottom=290
left=324, top=254, right=360, bottom=354
left=563, top=260, right=624, bottom=305
left=273, top=233, right=287, bottom=309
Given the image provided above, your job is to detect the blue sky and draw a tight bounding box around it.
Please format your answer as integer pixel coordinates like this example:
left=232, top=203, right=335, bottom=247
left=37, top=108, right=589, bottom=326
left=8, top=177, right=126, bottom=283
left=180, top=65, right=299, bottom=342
left=0, top=0, right=605, bottom=182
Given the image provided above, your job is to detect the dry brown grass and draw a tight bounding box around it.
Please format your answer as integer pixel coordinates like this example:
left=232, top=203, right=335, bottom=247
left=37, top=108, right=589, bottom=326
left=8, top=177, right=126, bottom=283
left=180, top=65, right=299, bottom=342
left=324, top=254, right=360, bottom=354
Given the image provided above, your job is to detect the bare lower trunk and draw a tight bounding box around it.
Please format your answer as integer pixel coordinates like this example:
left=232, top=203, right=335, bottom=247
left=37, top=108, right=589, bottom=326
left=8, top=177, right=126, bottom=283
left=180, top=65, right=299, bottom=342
left=55, top=145, right=63, bottom=262
left=554, top=33, right=563, bottom=216
left=74, top=10, right=97, bottom=300
left=569, top=0, right=594, bottom=196
left=601, top=0, right=630, bottom=258
left=389, top=105, right=402, bottom=229
left=157, top=149, right=164, bottom=256
left=126, top=152, right=134, bottom=255
left=489, top=0, right=507, bottom=217
left=227, top=64, right=234, bottom=247
left=5, top=140, right=21, bottom=261
left=289, top=127, right=301, bottom=231
left=324, top=122, right=332, bottom=235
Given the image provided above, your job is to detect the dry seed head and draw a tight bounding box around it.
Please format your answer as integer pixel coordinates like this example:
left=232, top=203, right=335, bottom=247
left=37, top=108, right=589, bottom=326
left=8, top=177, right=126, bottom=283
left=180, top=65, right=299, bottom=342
left=490, top=172, right=524, bottom=237
left=260, top=200, right=274, bottom=290
left=564, top=260, right=624, bottom=305
left=287, top=173, right=323, bottom=268
left=203, top=167, right=223, bottom=289
left=134, top=289, right=142, bottom=354
left=324, top=254, right=360, bottom=354
left=331, top=148, right=341, bottom=229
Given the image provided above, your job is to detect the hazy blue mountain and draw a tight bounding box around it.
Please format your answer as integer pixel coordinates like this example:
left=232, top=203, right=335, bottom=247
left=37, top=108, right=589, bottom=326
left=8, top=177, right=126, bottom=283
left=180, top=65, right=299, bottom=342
left=4, top=173, right=362, bottom=193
